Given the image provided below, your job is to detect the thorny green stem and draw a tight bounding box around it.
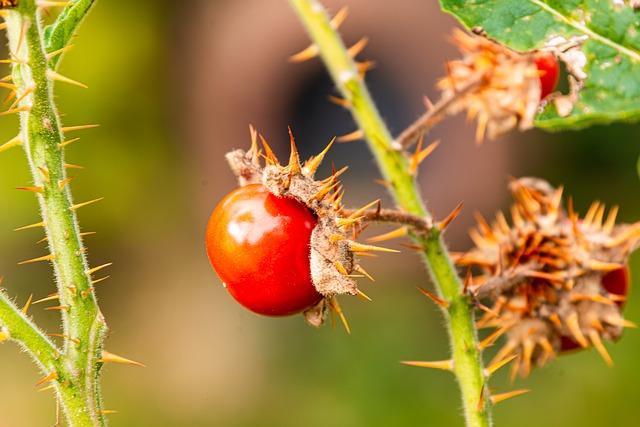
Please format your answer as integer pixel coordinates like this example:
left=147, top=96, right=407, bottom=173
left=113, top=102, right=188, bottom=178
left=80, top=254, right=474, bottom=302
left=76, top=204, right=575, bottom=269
left=289, top=1, right=492, bottom=426
left=2, top=1, right=105, bottom=426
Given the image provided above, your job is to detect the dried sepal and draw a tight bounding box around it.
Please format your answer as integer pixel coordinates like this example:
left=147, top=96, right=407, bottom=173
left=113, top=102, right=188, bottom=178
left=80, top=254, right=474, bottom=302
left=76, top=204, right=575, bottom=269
left=438, top=29, right=543, bottom=142
left=460, top=177, right=638, bottom=377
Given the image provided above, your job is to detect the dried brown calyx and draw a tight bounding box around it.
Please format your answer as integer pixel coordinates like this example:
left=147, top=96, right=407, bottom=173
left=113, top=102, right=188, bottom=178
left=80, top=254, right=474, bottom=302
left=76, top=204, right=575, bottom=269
left=438, top=29, right=543, bottom=142
left=457, top=177, right=638, bottom=378
left=226, top=127, right=398, bottom=329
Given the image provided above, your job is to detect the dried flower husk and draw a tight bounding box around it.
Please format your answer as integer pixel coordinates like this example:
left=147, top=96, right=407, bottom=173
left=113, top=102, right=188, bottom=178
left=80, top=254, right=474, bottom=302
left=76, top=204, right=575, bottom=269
left=458, top=177, right=638, bottom=378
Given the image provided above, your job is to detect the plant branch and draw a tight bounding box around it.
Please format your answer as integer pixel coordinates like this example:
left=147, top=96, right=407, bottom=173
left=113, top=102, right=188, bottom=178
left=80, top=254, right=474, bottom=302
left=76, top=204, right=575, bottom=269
left=5, top=1, right=106, bottom=425
left=394, top=75, right=483, bottom=150
left=289, top=1, right=492, bottom=426
left=341, top=207, right=431, bottom=232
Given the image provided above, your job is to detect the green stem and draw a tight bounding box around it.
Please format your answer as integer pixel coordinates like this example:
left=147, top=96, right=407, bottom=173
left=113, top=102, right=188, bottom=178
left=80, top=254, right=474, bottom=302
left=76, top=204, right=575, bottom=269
left=288, top=1, right=491, bottom=426
left=4, top=2, right=106, bottom=426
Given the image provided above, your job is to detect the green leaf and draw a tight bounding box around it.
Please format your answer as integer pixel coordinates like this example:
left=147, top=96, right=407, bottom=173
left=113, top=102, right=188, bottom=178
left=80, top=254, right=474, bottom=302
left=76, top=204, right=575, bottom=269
left=44, top=0, right=96, bottom=69
left=439, top=0, right=640, bottom=130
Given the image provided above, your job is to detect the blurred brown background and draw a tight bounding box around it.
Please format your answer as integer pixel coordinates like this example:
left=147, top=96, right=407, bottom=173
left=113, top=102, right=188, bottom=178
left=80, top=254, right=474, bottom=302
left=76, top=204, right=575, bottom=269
left=0, top=1, right=638, bottom=426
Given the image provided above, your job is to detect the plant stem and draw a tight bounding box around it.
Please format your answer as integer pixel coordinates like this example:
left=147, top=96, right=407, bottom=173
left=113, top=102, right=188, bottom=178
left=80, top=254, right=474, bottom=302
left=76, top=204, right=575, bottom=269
left=289, top=1, right=492, bottom=426
left=394, top=75, right=483, bottom=150
left=4, top=2, right=106, bottom=425
left=341, top=207, right=431, bottom=232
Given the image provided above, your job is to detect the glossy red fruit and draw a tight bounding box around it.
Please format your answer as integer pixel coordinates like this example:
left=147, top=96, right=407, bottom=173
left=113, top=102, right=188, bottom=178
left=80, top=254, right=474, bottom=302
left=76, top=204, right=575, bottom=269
left=206, top=183, right=322, bottom=316
left=560, top=266, right=630, bottom=351
left=534, top=52, right=560, bottom=99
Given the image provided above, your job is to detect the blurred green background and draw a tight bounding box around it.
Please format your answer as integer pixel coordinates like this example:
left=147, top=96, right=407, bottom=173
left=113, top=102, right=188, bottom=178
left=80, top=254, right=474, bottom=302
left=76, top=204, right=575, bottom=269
left=0, top=1, right=639, bottom=426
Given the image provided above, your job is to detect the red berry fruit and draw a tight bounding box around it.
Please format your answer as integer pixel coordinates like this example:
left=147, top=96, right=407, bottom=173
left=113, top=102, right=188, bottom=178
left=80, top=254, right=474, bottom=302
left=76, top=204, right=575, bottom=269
left=206, top=183, right=322, bottom=316
left=560, top=266, right=630, bottom=352
left=534, top=52, right=560, bottom=99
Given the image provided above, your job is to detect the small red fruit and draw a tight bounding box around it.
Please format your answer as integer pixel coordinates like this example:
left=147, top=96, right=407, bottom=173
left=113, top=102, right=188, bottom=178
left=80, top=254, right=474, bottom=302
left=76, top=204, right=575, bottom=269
left=206, top=183, right=322, bottom=316
left=534, top=52, right=560, bottom=99
left=560, top=266, right=630, bottom=352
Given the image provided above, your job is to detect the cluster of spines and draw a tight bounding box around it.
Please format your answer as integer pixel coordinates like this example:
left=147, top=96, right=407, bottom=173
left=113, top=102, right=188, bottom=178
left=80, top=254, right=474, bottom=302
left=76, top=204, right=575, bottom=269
left=456, top=178, right=638, bottom=379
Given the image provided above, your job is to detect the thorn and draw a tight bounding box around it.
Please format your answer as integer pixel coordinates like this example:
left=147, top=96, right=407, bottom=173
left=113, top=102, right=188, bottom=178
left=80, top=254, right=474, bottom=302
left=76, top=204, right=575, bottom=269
left=99, top=350, right=146, bottom=367
left=354, top=265, right=374, bottom=281
left=588, top=260, right=623, bottom=272
left=409, top=138, right=439, bottom=175
left=0, top=135, right=21, bottom=153
left=491, top=389, right=530, bottom=405
left=438, top=202, right=464, bottom=231
left=333, top=261, right=349, bottom=275
left=259, top=134, right=280, bottom=166
left=46, top=70, right=88, bottom=88
left=100, top=410, right=118, bottom=415
left=328, top=296, right=350, bottom=334
left=18, top=254, right=55, bottom=265
left=44, top=305, right=69, bottom=312
left=417, top=287, right=449, bottom=309
left=58, top=137, right=81, bottom=148
left=604, top=315, right=637, bottom=329
left=289, top=44, right=319, bottom=63
left=349, top=241, right=400, bottom=253
left=336, top=129, right=364, bottom=143
left=58, top=176, right=74, bottom=190
left=16, top=186, right=44, bottom=193
left=37, top=384, right=56, bottom=392
left=21, top=294, right=33, bottom=313
left=37, top=166, right=50, bottom=182
left=48, top=333, right=79, bottom=344
left=46, top=44, right=73, bottom=61
left=37, top=1, right=70, bottom=7
left=33, top=293, right=59, bottom=305
left=356, top=289, right=372, bottom=302
left=566, top=312, right=589, bottom=348
left=485, top=354, right=518, bottom=376
left=330, top=6, right=349, bottom=28
left=366, top=226, right=408, bottom=243
left=35, top=371, right=58, bottom=387
left=64, top=163, right=84, bottom=170
left=327, top=95, right=351, bottom=108
left=61, top=124, right=99, bottom=133
left=347, top=36, right=369, bottom=58
left=356, top=60, right=376, bottom=76
left=91, top=276, right=110, bottom=285
left=0, top=105, right=29, bottom=116
left=603, top=206, right=619, bottom=233
left=314, top=181, right=341, bottom=202
left=347, top=199, right=380, bottom=220
left=401, top=359, right=453, bottom=371
left=287, top=127, right=301, bottom=174
left=304, top=137, right=335, bottom=175
left=70, top=197, right=104, bottom=211
left=479, top=324, right=512, bottom=350
left=588, top=330, right=613, bottom=366
left=8, top=85, right=34, bottom=110
left=80, top=231, right=97, bottom=238
left=14, top=221, right=44, bottom=231
left=86, top=263, right=112, bottom=276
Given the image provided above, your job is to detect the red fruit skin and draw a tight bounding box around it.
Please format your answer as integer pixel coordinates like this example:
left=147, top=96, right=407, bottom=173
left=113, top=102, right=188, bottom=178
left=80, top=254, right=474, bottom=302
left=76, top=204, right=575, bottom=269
left=535, top=52, right=560, bottom=100
left=206, top=184, right=322, bottom=316
left=560, top=266, right=630, bottom=352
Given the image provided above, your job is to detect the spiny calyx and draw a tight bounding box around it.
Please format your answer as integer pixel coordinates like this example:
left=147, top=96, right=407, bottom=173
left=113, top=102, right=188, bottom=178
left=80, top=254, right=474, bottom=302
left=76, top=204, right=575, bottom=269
left=459, top=177, right=638, bottom=378
left=225, top=127, right=389, bottom=327
left=438, top=29, right=553, bottom=142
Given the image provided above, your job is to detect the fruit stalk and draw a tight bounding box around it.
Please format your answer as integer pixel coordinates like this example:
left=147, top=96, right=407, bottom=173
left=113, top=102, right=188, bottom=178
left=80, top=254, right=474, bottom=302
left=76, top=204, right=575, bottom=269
left=3, top=1, right=105, bottom=425
left=288, top=1, right=492, bottom=426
